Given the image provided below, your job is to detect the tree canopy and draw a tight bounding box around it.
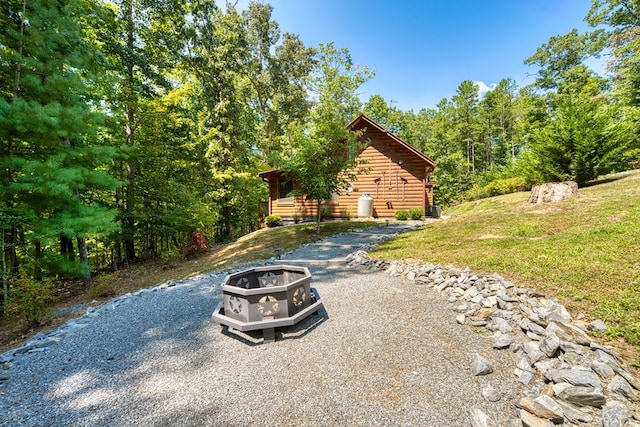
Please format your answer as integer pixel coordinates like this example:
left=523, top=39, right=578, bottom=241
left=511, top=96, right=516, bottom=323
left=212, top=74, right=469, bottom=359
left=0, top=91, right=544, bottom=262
left=1, top=0, right=639, bottom=320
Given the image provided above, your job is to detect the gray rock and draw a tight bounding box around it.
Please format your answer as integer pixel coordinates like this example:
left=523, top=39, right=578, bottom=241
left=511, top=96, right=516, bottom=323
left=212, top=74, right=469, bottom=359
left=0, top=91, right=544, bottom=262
left=0, top=352, right=14, bottom=364
left=607, top=375, right=637, bottom=400
left=492, top=317, right=513, bottom=334
left=52, top=302, right=84, bottom=317
left=546, top=321, right=591, bottom=346
left=514, top=368, right=536, bottom=385
left=591, top=361, right=615, bottom=379
left=471, top=354, right=494, bottom=376
left=481, top=384, right=501, bottom=402
left=551, top=382, right=573, bottom=396
left=547, top=367, right=601, bottom=388
left=454, top=303, right=468, bottom=313
left=526, top=331, right=543, bottom=341
left=0, top=369, right=10, bottom=381
left=539, top=334, right=560, bottom=358
left=523, top=341, right=546, bottom=364
left=519, top=409, right=554, bottom=427
left=588, top=319, right=607, bottom=333
left=557, top=386, right=606, bottom=408
left=518, top=395, right=564, bottom=423
left=534, top=360, right=560, bottom=377
left=614, top=367, right=640, bottom=391
left=470, top=407, right=492, bottom=427
left=517, top=354, right=533, bottom=372
left=555, top=400, right=594, bottom=423
left=455, top=314, right=466, bottom=325
left=602, top=401, right=628, bottom=427
left=559, top=340, right=584, bottom=355
left=595, top=349, right=620, bottom=369
left=493, top=332, right=514, bottom=349
left=528, top=322, right=546, bottom=336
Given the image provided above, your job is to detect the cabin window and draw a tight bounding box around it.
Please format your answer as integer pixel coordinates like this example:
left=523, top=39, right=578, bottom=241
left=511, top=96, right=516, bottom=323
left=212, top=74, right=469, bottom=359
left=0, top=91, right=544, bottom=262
left=278, top=179, right=294, bottom=200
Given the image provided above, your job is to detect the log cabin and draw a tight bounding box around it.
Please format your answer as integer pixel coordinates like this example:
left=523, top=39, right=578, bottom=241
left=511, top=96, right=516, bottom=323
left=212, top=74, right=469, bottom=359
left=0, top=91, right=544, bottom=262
left=259, top=114, right=437, bottom=221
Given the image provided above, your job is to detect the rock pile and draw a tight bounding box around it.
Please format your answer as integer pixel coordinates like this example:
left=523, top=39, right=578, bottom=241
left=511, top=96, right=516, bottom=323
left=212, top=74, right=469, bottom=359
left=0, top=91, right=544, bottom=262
left=346, top=250, right=640, bottom=427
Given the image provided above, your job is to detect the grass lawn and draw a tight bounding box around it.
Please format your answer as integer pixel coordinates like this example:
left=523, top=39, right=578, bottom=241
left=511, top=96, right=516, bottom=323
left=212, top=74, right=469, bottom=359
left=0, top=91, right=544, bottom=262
left=371, top=171, right=640, bottom=363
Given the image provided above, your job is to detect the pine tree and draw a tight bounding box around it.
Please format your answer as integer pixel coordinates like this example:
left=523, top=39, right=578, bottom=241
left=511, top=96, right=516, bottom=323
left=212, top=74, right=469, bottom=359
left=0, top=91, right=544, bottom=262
left=0, top=0, right=119, bottom=294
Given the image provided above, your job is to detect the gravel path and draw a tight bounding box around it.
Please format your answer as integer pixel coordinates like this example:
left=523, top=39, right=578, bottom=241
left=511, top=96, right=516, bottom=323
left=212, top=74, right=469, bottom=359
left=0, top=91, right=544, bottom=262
left=0, top=224, right=525, bottom=426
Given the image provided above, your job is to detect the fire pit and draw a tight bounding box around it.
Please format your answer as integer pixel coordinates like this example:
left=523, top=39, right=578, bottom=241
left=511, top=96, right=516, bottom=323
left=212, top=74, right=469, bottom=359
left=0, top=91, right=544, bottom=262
left=211, top=265, right=323, bottom=342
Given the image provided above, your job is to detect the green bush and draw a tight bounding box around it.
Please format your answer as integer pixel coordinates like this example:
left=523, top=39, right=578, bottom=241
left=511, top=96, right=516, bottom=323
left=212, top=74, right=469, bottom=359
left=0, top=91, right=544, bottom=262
left=394, top=210, right=410, bottom=220
left=408, top=208, right=423, bottom=220
left=466, top=177, right=527, bottom=201
left=265, top=215, right=282, bottom=227
left=88, top=274, right=118, bottom=299
left=320, top=204, right=332, bottom=221
left=7, top=277, right=59, bottom=327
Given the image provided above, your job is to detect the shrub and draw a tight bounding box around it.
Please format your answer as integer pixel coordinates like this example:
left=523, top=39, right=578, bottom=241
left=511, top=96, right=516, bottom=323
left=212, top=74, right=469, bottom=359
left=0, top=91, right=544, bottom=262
left=394, top=210, right=410, bottom=220
left=88, top=274, right=118, bottom=299
left=265, top=215, right=282, bottom=227
left=466, top=177, right=527, bottom=201
left=7, top=277, right=59, bottom=327
left=160, top=249, right=182, bottom=268
left=408, top=208, right=423, bottom=220
left=320, top=204, right=332, bottom=221
left=184, top=232, right=209, bottom=256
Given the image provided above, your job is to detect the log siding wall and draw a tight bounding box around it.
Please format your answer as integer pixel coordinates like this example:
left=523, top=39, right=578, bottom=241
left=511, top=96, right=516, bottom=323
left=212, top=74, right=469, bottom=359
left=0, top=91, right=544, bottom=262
left=261, top=114, right=436, bottom=220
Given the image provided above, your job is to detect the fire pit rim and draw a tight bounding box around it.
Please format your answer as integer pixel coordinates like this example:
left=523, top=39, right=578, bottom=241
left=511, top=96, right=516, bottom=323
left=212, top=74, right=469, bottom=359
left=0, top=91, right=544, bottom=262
left=220, top=265, right=311, bottom=297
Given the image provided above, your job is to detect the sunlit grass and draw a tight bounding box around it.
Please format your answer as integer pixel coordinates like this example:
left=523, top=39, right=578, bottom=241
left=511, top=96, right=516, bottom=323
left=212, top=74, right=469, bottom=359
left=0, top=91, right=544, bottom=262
left=371, top=171, right=640, bottom=362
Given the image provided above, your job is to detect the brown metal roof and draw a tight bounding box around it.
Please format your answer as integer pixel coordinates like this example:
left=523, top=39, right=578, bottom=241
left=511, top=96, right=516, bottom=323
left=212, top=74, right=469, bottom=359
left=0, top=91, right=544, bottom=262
left=348, top=113, right=437, bottom=169
left=258, top=113, right=437, bottom=177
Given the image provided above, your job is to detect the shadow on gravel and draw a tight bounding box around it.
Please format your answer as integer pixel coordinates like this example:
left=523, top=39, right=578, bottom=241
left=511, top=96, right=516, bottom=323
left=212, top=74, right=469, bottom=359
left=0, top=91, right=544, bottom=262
left=5, top=256, right=395, bottom=425
left=219, top=306, right=329, bottom=346
left=27, top=285, right=225, bottom=426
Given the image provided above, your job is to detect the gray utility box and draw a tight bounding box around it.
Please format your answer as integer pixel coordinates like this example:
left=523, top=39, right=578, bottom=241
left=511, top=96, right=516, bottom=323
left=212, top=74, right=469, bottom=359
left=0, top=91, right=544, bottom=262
left=212, top=265, right=323, bottom=342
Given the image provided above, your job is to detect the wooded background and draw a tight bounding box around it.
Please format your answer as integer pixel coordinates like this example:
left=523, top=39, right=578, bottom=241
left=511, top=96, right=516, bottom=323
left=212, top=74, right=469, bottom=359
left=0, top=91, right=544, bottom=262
left=1, top=0, right=638, bottom=315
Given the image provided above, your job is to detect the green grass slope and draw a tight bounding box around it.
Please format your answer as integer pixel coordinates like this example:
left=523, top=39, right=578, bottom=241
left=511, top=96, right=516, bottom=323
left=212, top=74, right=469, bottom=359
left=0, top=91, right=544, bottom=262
left=371, top=171, right=640, bottom=361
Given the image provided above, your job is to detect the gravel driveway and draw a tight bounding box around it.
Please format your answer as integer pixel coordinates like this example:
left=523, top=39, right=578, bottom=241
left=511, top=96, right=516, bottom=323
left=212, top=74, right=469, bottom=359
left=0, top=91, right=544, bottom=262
left=0, top=225, right=525, bottom=426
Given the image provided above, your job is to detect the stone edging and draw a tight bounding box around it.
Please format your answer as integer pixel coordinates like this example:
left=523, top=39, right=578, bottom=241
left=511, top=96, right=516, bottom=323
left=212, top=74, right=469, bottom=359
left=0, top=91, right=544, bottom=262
left=345, top=250, right=640, bottom=427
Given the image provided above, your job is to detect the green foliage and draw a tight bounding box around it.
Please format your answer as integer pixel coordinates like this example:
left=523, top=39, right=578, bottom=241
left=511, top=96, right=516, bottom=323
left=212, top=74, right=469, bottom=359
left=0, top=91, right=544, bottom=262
left=6, top=277, right=58, bottom=326
left=320, top=204, right=332, bottom=220
left=88, top=274, right=118, bottom=299
left=522, top=96, right=618, bottom=185
left=265, top=215, right=282, bottom=227
left=466, top=177, right=526, bottom=201
left=0, top=0, right=119, bottom=285
left=160, top=249, right=183, bottom=268
left=274, top=43, right=373, bottom=234
left=408, top=208, right=424, bottom=220
left=394, top=210, right=410, bottom=220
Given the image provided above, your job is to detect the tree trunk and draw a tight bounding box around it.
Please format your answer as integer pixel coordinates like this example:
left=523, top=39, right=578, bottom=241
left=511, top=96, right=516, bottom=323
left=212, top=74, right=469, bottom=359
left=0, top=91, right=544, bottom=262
left=123, top=0, right=137, bottom=261
left=315, top=199, right=321, bottom=235
left=77, top=237, right=91, bottom=288
left=34, top=240, right=42, bottom=281
left=112, top=241, right=120, bottom=272
left=528, top=181, right=578, bottom=204
left=1, top=232, right=8, bottom=317
left=60, top=236, right=75, bottom=260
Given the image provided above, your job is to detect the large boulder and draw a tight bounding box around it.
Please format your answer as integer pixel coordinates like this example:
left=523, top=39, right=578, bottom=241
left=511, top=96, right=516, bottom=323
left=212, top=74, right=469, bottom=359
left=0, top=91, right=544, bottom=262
left=528, top=181, right=578, bottom=204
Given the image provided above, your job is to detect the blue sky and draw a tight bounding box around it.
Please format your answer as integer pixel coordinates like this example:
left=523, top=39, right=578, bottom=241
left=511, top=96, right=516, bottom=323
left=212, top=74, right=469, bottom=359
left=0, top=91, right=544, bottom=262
left=235, top=1, right=601, bottom=111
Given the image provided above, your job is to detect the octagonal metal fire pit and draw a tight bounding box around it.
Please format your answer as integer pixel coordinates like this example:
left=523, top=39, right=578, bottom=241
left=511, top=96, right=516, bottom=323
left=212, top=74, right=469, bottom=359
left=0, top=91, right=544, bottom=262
left=211, top=265, right=323, bottom=342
